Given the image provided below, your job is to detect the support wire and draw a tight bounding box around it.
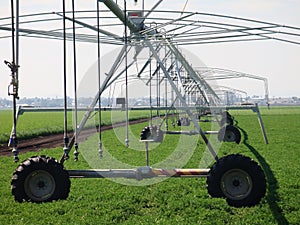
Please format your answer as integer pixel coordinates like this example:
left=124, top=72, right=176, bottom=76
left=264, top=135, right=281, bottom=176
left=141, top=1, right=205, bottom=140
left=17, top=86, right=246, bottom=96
left=97, top=0, right=103, bottom=158
left=61, top=0, right=70, bottom=163
left=72, top=0, right=79, bottom=161
left=124, top=0, right=129, bottom=148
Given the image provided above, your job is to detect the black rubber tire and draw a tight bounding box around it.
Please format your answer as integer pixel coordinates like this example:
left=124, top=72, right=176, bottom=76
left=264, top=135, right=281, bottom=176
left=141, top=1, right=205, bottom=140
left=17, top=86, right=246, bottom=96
left=220, top=116, right=234, bottom=126
left=207, top=154, right=266, bottom=207
left=11, top=155, right=70, bottom=203
left=140, top=126, right=163, bottom=142
left=218, top=125, right=241, bottom=144
left=140, top=126, right=151, bottom=140
left=221, top=111, right=231, bottom=119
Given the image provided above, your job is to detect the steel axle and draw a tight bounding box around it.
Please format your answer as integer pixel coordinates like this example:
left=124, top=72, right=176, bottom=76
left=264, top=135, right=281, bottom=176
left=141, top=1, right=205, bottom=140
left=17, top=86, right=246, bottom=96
left=68, top=167, right=210, bottom=180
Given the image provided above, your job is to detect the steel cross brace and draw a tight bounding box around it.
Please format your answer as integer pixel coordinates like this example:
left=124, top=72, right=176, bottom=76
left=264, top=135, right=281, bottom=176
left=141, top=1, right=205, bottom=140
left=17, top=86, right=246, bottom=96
left=144, top=38, right=218, bottom=160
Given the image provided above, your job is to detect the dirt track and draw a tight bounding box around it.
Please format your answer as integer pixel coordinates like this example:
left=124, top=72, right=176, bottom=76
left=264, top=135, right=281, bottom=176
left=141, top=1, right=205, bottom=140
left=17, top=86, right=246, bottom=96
left=0, top=118, right=149, bottom=156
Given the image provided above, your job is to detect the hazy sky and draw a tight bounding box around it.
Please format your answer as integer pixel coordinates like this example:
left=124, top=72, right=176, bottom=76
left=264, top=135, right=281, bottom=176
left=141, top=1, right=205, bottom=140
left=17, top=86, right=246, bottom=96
left=0, top=0, right=299, bottom=99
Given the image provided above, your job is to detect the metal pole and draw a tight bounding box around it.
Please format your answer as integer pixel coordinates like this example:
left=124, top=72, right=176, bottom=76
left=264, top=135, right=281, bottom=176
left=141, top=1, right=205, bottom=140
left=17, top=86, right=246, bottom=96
left=145, top=142, right=149, bottom=166
left=6, top=0, right=20, bottom=162
left=149, top=57, right=153, bottom=127
left=255, top=103, right=269, bottom=144
left=68, top=168, right=210, bottom=179
left=12, top=0, right=19, bottom=162
left=101, top=0, right=139, bottom=33
left=72, top=0, right=79, bottom=161
left=61, top=0, right=70, bottom=163
left=67, top=45, right=128, bottom=150
left=124, top=0, right=129, bottom=148
left=145, top=39, right=218, bottom=160
left=97, top=0, right=103, bottom=158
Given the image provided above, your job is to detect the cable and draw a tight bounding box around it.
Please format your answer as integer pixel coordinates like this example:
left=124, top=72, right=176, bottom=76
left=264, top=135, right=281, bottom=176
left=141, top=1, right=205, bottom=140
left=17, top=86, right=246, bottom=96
left=124, top=0, right=129, bottom=148
left=97, top=0, right=103, bottom=158
left=181, top=0, right=188, bottom=15
left=10, top=0, right=15, bottom=65
left=72, top=0, right=79, bottom=161
left=149, top=56, right=153, bottom=127
left=61, top=0, right=70, bottom=163
left=156, top=61, right=160, bottom=118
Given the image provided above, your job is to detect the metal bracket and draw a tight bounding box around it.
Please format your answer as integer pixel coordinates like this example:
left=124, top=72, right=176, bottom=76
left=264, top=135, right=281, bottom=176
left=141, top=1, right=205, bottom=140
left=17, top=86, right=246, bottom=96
left=5, top=60, right=19, bottom=99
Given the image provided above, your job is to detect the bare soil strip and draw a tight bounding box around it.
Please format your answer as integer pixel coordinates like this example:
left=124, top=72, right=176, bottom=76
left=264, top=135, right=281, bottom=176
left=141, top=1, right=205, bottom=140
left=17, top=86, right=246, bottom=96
left=0, top=118, right=149, bottom=156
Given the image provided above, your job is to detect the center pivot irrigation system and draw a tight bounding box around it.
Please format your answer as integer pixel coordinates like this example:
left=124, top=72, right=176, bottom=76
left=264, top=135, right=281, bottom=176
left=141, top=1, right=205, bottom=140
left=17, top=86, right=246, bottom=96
left=3, top=0, right=300, bottom=207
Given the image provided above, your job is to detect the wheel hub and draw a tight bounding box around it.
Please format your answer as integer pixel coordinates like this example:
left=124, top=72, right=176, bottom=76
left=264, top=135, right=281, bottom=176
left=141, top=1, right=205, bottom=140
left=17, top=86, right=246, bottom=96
left=37, top=180, right=46, bottom=189
left=24, top=170, right=56, bottom=202
left=225, top=131, right=236, bottom=142
left=232, top=179, right=240, bottom=187
left=221, top=169, right=252, bottom=200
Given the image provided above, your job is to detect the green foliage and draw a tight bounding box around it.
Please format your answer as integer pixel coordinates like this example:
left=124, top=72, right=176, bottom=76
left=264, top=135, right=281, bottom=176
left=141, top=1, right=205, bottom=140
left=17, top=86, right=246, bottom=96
left=0, top=106, right=299, bottom=224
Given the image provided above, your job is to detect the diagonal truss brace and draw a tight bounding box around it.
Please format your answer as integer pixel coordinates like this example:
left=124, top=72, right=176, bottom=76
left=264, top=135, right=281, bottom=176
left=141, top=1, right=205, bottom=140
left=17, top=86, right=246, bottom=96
left=144, top=38, right=218, bottom=160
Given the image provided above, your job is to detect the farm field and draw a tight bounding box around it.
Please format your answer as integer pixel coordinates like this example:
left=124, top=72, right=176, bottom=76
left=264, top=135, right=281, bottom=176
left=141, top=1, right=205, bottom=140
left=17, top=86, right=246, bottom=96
left=0, top=110, right=152, bottom=144
left=0, top=106, right=300, bottom=224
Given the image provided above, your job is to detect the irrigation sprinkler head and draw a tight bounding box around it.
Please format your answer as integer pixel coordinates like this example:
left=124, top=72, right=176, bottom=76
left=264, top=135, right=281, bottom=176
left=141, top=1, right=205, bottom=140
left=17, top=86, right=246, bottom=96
left=12, top=148, right=19, bottom=163
left=73, top=143, right=79, bottom=161
left=165, top=123, right=169, bottom=131
left=125, top=138, right=130, bottom=148
left=63, top=146, right=70, bottom=160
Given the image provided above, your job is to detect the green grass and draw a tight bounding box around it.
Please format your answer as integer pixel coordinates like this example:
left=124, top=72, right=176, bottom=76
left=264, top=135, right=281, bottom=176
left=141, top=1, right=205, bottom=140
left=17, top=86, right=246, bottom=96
left=0, top=110, right=152, bottom=144
left=0, top=106, right=300, bottom=224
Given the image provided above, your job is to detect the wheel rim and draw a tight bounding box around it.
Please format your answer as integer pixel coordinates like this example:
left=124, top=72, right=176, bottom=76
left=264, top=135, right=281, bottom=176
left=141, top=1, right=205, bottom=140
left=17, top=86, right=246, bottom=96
left=224, top=130, right=236, bottom=142
left=221, top=169, right=252, bottom=200
left=24, top=170, right=56, bottom=202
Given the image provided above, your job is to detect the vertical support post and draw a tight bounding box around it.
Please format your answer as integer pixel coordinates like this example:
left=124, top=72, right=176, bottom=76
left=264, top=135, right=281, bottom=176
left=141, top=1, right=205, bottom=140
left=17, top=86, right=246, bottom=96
left=165, top=77, right=168, bottom=131
left=149, top=57, right=153, bottom=127
left=97, top=0, right=103, bottom=158
left=124, top=0, right=129, bottom=148
left=254, top=103, right=269, bottom=144
left=61, top=0, right=70, bottom=163
left=13, top=0, right=20, bottom=162
left=6, top=0, right=20, bottom=162
left=72, top=0, right=79, bottom=161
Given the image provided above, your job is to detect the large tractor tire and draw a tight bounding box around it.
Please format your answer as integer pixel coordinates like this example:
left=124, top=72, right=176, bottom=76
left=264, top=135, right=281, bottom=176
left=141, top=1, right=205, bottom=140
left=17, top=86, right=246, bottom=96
left=11, top=155, right=70, bottom=203
left=207, top=154, right=266, bottom=207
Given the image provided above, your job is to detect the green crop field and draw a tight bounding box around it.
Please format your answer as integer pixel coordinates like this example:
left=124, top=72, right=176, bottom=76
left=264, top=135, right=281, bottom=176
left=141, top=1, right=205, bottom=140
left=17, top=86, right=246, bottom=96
left=0, top=110, right=152, bottom=144
left=0, top=106, right=300, bottom=224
